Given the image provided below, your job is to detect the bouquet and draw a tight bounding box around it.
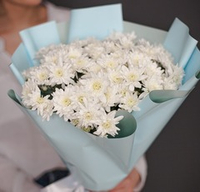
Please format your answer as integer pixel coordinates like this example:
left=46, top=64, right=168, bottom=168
left=8, top=4, right=200, bottom=191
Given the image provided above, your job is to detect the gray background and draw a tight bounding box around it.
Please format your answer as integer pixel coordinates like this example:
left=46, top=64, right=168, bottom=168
left=49, top=1, right=200, bottom=191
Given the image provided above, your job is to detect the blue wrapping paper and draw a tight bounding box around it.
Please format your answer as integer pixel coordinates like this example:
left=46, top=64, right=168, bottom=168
left=8, top=4, right=200, bottom=191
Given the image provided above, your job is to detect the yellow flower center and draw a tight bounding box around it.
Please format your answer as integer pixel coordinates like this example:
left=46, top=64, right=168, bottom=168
left=68, top=50, right=80, bottom=59
left=39, top=73, right=47, bottom=81
left=102, top=121, right=111, bottom=129
left=133, top=56, right=140, bottom=64
left=128, top=73, right=137, bottom=81
left=78, top=96, right=84, bottom=104
left=127, top=98, right=136, bottom=107
left=62, top=98, right=71, bottom=106
left=76, top=59, right=84, bottom=66
left=82, top=126, right=91, bottom=132
left=36, top=97, right=44, bottom=104
left=105, top=92, right=110, bottom=100
left=107, top=61, right=115, bottom=68
left=55, top=69, right=63, bottom=77
left=71, top=119, right=79, bottom=126
left=92, top=81, right=102, bottom=91
left=84, top=112, right=93, bottom=120
left=52, top=56, right=58, bottom=63
left=112, top=75, right=123, bottom=83
left=120, top=89, right=127, bottom=97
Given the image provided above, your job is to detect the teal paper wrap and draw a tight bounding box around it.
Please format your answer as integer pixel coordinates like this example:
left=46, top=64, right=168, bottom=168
left=8, top=4, right=200, bottom=191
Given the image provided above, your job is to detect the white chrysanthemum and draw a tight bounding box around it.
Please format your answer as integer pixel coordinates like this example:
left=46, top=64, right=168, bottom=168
left=89, top=77, right=108, bottom=96
left=107, top=68, right=124, bottom=84
left=43, top=53, right=60, bottom=65
left=84, top=42, right=105, bottom=60
left=142, top=76, right=163, bottom=92
left=121, top=65, right=146, bottom=91
left=127, top=51, right=147, bottom=68
left=117, top=84, right=130, bottom=98
left=150, top=45, right=174, bottom=67
left=80, top=72, right=109, bottom=97
left=39, top=46, right=68, bottom=66
left=35, top=44, right=60, bottom=60
left=88, top=62, right=103, bottom=73
left=163, top=65, right=184, bottom=89
left=70, top=55, right=92, bottom=72
left=71, top=85, right=90, bottom=106
left=48, top=63, right=74, bottom=85
left=52, top=86, right=76, bottom=121
left=25, top=86, right=53, bottom=119
left=94, top=110, right=123, bottom=137
left=119, top=92, right=140, bottom=112
left=135, top=38, right=152, bottom=52
left=40, top=101, right=54, bottom=121
left=103, top=85, right=120, bottom=112
left=22, top=66, right=36, bottom=81
left=106, top=31, right=136, bottom=49
left=143, top=59, right=164, bottom=77
left=172, top=65, right=184, bottom=83
left=71, top=37, right=97, bottom=48
left=102, top=41, right=118, bottom=55
left=22, top=80, right=39, bottom=107
left=67, top=46, right=83, bottom=59
left=97, top=55, right=119, bottom=69
left=28, top=66, right=50, bottom=84
left=75, top=99, right=101, bottom=128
